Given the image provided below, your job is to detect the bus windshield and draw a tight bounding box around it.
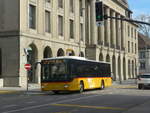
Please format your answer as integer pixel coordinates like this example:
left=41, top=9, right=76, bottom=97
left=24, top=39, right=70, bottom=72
left=41, top=60, right=70, bottom=82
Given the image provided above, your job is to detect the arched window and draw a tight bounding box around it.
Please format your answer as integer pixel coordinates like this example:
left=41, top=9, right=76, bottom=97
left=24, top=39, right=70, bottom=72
left=43, top=46, right=52, bottom=58
left=57, top=48, right=64, bottom=56
left=99, top=53, right=103, bottom=61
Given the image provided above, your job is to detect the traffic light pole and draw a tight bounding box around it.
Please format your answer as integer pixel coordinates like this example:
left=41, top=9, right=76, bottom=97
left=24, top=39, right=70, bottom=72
left=104, top=15, right=150, bottom=26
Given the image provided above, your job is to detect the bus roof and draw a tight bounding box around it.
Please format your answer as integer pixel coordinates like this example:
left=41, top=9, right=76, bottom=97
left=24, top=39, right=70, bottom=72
left=42, top=56, right=110, bottom=64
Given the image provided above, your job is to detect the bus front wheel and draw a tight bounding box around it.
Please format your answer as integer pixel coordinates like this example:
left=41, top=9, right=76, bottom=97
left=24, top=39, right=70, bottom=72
left=79, top=82, right=84, bottom=93
left=53, top=90, right=60, bottom=94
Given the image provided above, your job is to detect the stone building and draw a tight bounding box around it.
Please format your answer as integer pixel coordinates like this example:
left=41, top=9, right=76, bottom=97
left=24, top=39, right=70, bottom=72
left=138, top=33, right=150, bottom=74
left=85, top=0, right=138, bottom=82
left=0, top=0, right=138, bottom=88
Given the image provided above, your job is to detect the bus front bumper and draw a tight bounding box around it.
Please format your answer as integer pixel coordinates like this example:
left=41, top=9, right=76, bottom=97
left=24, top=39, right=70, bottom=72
left=41, top=83, right=79, bottom=91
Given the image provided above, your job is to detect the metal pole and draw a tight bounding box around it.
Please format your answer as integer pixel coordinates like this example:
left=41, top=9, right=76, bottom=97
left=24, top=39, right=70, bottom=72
left=104, top=15, right=150, bottom=26
left=27, top=70, right=29, bottom=91
left=24, top=48, right=29, bottom=93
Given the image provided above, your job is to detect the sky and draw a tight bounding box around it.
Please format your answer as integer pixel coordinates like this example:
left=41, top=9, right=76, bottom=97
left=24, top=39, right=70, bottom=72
left=128, top=0, right=150, bottom=17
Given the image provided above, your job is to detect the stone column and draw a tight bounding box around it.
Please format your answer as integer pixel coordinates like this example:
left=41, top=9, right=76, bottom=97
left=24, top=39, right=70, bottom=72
left=122, top=20, right=125, bottom=50
left=115, top=55, right=119, bottom=81
left=99, top=23, right=104, bottom=45
left=126, top=58, right=129, bottom=79
left=52, top=0, right=59, bottom=39
left=37, top=47, right=43, bottom=84
left=97, top=27, right=100, bottom=44
left=117, top=14, right=121, bottom=49
left=105, top=7, right=110, bottom=47
left=38, top=0, right=44, bottom=34
left=90, top=0, right=97, bottom=45
left=64, top=0, right=69, bottom=41
left=119, top=55, right=123, bottom=82
left=115, top=13, right=118, bottom=49
left=112, top=11, right=116, bottom=48
left=85, top=0, right=91, bottom=44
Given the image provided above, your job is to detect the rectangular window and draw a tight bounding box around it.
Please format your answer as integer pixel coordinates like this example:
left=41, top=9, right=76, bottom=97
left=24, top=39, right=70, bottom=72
left=135, top=43, right=137, bottom=53
left=140, top=51, right=146, bottom=59
left=128, top=41, right=130, bottom=52
left=58, top=0, right=63, bottom=8
left=70, top=0, right=74, bottom=13
left=70, top=19, right=74, bottom=39
left=80, top=23, right=83, bottom=41
left=128, top=26, right=130, bottom=37
left=132, top=42, right=134, bottom=53
left=79, top=0, right=83, bottom=16
left=45, top=11, right=51, bottom=33
left=131, top=27, right=133, bottom=38
left=58, top=15, right=63, bottom=36
left=45, top=0, right=50, bottom=3
left=29, top=4, right=36, bottom=29
left=140, top=62, right=146, bottom=70
left=135, top=29, right=137, bottom=39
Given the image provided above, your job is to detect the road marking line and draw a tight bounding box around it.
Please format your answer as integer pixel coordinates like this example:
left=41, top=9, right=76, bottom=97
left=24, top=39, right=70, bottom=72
left=2, top=94, right=103, bottom=113
left=53, top=94, right=102, bottom=104
left=3, top=105, right=18, bottom=108
left=26, top=101, right=36, bottom=104
left=51, top=104, right=126, bottom=111
left=2, top=104, right=49, bottom=113
left=0, top=91, right=16, bottom=94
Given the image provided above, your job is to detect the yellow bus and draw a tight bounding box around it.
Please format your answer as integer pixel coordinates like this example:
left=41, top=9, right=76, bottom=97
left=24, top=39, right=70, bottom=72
left=41, top=56, right=112, bottom=94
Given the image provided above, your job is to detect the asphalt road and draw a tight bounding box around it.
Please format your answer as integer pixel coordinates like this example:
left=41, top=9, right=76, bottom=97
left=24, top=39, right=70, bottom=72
left=0, top=84, right=150, bottom=113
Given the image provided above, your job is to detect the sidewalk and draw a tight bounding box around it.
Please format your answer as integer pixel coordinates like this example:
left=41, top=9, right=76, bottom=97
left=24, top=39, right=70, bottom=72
left=0, top=84, right=41, bottom=94
left=111, top=79, right=137, bottom=89
left=113, top=78, right=137, bottom=85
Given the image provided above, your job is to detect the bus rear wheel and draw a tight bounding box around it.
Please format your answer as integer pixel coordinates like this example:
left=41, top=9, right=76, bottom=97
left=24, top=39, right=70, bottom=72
left=100, top=81, right=105, bottom=90
left=138, top=84, right=144, bottom=89
left=79, top=82, right=84, bottom=93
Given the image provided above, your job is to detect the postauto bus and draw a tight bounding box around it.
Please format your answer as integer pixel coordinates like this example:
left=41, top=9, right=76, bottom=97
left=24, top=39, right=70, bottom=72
left=41, top=56, right=112, bottom=93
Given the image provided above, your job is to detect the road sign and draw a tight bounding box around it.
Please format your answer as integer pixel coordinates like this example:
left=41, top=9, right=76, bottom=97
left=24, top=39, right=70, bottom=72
left=24, top=64, right=31, bottom=70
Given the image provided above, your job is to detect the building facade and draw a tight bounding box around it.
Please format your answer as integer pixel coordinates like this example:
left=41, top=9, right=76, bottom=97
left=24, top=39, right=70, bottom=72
left=0, top=0, right=138, bottom=87
left=138, top=33, right=150, bottom=74
left=85, top=0, right=138, bottom=82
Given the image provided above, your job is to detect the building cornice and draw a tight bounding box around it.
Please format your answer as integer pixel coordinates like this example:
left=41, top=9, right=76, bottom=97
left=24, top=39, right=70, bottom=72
left=112, top=0, right=132, bottom=13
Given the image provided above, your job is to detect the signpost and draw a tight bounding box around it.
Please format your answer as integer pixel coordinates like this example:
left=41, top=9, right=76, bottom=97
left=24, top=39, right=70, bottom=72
left=24, top=64, right=31, bottom=71
left=24, top=64, right=31, bottom=91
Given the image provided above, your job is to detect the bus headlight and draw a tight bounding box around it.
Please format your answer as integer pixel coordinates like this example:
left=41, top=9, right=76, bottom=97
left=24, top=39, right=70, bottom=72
left=41, top=85, right=45, bottom=88
left=64, top=84, right=69, bottom=88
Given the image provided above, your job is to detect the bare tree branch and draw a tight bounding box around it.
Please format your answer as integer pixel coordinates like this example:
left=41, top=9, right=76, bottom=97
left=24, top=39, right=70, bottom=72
left=136, top=14, right=150, bottom=37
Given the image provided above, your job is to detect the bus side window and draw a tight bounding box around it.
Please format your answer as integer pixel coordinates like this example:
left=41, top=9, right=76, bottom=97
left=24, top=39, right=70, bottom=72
left=43, top=64, right=49, bottom=80
left=98, top=63, right=104, bottom=77
left=70, top=63, right=77, bottom=77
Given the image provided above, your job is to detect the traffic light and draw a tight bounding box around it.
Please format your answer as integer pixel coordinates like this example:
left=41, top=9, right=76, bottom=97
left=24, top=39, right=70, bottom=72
left=95, top=1, right=103, bottom=22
